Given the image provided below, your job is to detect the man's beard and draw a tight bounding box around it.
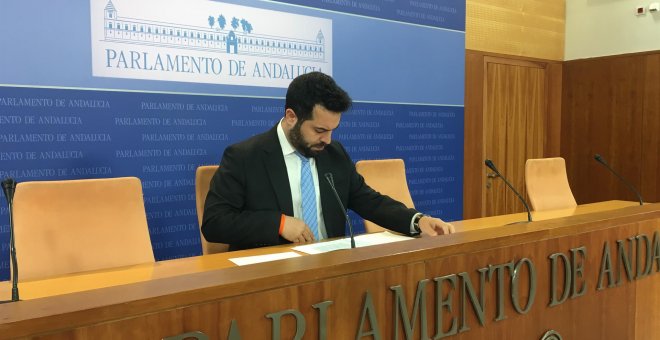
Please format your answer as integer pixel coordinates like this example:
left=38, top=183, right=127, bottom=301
left=289, top=121, right=326, bottom=158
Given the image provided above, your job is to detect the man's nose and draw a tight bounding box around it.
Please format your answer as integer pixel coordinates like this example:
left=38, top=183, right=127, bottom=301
left=320, top=131, right=332, bottom=144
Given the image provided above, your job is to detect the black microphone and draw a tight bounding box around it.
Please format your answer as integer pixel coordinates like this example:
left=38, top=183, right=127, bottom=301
left=1, top=178, right=15, bottom=206
left=484, top=159, right=533, bottom=222
left=323, top=173, right=355, bottom=249
left=1, top=178, right=19, bottom=303
left=594, top=154, right=644, bottom=205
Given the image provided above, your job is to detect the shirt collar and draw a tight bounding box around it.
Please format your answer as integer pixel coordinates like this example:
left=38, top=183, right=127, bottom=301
left=277, top=118, right=297, bottom=157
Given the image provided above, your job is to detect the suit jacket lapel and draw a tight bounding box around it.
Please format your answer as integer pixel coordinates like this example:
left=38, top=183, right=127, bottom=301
left=262, top=126, right=294, bottom=216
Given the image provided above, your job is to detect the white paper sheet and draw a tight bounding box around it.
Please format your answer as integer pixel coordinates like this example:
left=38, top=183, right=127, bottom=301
left=229, top=251, right=302, bottom=266
left=292, top=231, right=414, bottom=255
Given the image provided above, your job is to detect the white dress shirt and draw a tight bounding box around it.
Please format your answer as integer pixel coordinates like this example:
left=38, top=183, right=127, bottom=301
left=277, top=120, right=328, bottom=239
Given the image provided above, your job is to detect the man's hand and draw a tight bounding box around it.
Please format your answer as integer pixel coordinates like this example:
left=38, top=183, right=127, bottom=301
left=418, top=216, right=455, bottom=236
left=281, top=216, right=315, bottom=243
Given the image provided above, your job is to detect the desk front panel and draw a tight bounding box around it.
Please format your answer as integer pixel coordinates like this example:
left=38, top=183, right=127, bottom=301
left=1, top=202, right=658, bottom=339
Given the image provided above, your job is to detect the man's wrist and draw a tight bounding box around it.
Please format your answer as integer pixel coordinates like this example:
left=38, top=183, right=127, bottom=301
left=412, top=213, right=427, bottom=233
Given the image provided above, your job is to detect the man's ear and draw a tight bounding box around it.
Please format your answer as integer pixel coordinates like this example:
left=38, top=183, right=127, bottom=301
left=284, top=108, right=298, bottom=125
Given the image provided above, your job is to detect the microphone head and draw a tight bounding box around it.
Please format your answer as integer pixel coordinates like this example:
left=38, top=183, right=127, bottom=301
left=1, top=177, right=16, bottom=203
left=594, top=154, right=609, bottom=166
left=324, top=172, right=334, bottom=185
left=484, top=159, right=496, bottom=171
left=1, top=177, right=16, bottom=190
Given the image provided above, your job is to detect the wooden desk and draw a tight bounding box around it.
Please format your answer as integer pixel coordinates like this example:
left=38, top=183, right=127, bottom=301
left=1, top=201, right=658, bottom=339
left=451, top=200, right=641, bottom=231
left=1, top=200, right=638, bottom=300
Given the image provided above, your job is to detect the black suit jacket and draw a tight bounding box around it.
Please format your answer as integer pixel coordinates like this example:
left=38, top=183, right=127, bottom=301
left=201, top=125, right=418, bottom=250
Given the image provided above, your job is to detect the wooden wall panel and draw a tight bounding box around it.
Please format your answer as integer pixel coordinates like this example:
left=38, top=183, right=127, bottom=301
left=562, top=52, right=659, bottom=205
left=466, top=0, right=565, bottom=61
left=642, top=55, right=660, bottom=202
left=464, top=50, right=563, bottom=219
left=483, top=60, right=545, bottom=217
left=545, top=62, right=563, bottom=156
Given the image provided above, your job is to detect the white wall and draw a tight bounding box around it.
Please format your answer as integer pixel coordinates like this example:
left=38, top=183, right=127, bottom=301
left=565, top=0, right=660, bottom=60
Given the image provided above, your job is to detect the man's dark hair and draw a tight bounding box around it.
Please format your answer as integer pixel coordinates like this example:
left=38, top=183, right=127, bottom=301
left=285, top=72, right=352, bottom=121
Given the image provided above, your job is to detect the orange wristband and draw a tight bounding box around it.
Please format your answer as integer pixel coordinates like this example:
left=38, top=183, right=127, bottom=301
left=279, top=214, right=286, bottom=235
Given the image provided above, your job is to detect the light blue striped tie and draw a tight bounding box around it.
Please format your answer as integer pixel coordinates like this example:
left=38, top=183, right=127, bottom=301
left=296, top=152, right=320, bottom=240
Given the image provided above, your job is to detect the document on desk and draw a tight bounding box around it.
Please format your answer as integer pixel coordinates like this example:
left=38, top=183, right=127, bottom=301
left=292, top=231, right=414, bottom=255
left=229, top=252, right=301, bottom=266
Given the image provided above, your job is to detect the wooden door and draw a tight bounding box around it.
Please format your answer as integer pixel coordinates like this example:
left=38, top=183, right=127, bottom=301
left=482, top=57, right=546, bottom=217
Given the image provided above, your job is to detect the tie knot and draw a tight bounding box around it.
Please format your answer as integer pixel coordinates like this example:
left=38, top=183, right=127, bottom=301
left=295, top=152, right=309, bottom=163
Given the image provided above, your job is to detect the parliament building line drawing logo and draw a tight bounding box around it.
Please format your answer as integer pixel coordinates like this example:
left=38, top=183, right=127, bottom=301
left=102, top=0, right=326, bottom=63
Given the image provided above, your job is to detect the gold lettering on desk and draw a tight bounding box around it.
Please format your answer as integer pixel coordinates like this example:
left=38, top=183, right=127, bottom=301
left=652, top=231, right=660, bottom=273
left=487, top=261, right=514, bottom=322
left=511, top=258, right=537, bottom=314
left=160, top=231, right=660, bottom=339
left=549, top=246, right=587, bottom=307
left=227, top=319, right=242, bottom=340
left=162, top=331, right=209, bottom=340
left=570, top=247, right=588, bottom=299
left=434, top=274, right=458, bottom=338
left=616, top=237, right=636, bottom=283
left=636, top=234, right=652, bottom=279
left=549, top=252, right=571, bottom=306
left=312, top=301, right=333, bottom=340
left=357, top=291, right=382, bottom=340
left=458, top=269, right=487, bottom=330
left=266, top=309, right=306, bottom=340
left=391, top=279, right=430, bottom=340
left=597, top=231, right=660, bottom=290
left=597, top=241, right=615, bottom=290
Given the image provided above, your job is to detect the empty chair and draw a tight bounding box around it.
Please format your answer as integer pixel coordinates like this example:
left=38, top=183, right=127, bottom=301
left=525, top=157, right=577, bottom=211
left=195, top=165, right=228, bottom=254
left=12, top=177, right=154, bottom=281
left=355, top=159, right=415, bottom=233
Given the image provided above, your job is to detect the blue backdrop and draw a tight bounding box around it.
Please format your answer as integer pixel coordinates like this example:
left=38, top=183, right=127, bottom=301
left=0, top=0, right=465, bottom=279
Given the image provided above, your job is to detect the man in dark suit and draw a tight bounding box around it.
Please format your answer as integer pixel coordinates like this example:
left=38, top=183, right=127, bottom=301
left=202, top=72, right=454, bottom=251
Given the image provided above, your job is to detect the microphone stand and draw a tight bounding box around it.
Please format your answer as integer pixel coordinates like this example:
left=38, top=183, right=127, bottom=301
left=1, top=178, right=19, bottom=303
left=594, top=154, right=644, bottom=205
left=485, top=160, right=533, bottom=223
left=324, top=173, right=356, bottom=249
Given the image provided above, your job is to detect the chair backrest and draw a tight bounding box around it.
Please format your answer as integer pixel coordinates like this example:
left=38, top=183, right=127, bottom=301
left=525, top=157, right=578, bottom=211
left=12, top=177, right=154, bottom=281
left=355, top=159, right=415, bottom=233
left=195, top=165, right=228, bottom=254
